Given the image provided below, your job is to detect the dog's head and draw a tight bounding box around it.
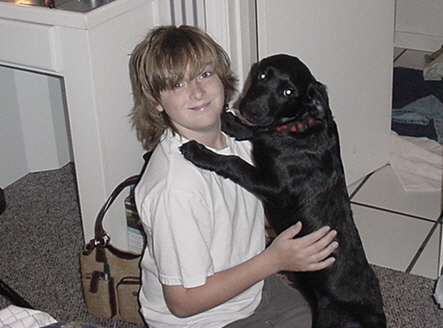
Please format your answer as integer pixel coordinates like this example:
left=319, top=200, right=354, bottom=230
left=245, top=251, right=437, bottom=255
left=239, top=54, right=330, bottom=131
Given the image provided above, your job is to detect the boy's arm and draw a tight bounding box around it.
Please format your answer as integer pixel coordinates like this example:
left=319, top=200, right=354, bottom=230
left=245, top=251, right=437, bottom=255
left=162, top=222, right=338, bottom=318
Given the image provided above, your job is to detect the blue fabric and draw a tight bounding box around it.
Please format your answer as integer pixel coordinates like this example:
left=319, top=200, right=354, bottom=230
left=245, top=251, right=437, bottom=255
left=391, top=120, right=438, bottom=142
left=392, top=95, right=443, bottom=144
left=391, top=67, right=443, bottom=144
left=392, top=67, right=443, bottom=108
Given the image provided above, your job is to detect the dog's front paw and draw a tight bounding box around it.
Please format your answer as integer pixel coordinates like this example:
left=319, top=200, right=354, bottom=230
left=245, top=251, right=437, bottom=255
left=221, top=111, right=238, bottom=125
left=180, top=140, right=203, bottom=160
left=180, top=140, right=216, bottom=167
left=222, top=112, right=254, bottom=140
left=180, top=140, right=225, bottom=172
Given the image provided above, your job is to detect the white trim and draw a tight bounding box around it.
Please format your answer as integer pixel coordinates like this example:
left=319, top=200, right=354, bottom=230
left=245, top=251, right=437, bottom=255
left=204, top=0, right=230, bottom=52
left=204, top=0, right=257, bottom=100
left=194, top=0, right=207, bottom=29
left=256, top=0, right=268, bottom=59
left=151, top=0, right=166, bottom=26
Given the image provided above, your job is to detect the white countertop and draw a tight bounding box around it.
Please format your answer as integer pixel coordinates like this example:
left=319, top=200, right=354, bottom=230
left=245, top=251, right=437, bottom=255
left=0, top=0, right=151, bottom=29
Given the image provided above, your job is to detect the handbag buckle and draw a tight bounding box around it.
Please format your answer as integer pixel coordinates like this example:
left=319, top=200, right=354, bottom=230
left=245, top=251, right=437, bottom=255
left=95, top=232, right=111, bottom=248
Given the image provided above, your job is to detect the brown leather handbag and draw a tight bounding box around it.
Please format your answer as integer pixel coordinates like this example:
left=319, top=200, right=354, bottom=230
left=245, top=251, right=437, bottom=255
left=79, top=175, right=144, bottom=324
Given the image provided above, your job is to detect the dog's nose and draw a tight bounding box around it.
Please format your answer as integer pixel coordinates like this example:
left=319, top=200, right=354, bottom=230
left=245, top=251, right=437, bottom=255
left=239, top=101, right=262, bottom=120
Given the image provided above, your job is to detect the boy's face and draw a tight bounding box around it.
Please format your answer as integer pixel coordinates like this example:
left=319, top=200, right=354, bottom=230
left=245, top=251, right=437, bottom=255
left=157, top=64, right=225, bottom=141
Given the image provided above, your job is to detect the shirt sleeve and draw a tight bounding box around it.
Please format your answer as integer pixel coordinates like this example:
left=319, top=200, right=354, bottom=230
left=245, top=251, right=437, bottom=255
left=148, top=188, right=215, bottom=288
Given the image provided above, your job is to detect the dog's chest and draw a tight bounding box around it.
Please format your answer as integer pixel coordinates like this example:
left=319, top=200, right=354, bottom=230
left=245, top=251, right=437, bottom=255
left=252, top=133, right=329, bottom=173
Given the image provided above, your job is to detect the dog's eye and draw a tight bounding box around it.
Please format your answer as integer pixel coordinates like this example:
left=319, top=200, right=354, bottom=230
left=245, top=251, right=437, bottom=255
left=283, top=89, right=294, bottom=97
left=258, top=73, right=266, bottom=80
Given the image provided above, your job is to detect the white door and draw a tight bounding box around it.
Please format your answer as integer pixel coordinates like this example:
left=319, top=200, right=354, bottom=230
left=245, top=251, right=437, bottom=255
left=256, top=0, right=395, bottom=184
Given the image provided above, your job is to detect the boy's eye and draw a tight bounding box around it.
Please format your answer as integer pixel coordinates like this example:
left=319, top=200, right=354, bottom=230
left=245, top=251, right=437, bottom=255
left=201, top=71, right=212, bottom=79
left=173, top=82, right=183, bottom=89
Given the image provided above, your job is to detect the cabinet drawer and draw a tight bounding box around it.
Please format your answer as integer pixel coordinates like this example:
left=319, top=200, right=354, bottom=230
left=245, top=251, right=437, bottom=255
left=0, top=19, right=59, bottom=72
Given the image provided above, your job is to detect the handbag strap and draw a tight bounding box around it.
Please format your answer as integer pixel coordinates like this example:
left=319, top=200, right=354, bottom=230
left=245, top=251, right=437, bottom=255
left=84, top=175, right=140, bottom=255
left=83, top=151, right=153, bottom=256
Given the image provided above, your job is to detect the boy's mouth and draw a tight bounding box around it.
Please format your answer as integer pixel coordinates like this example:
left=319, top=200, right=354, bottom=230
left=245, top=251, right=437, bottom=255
left=190, top=102, right=211, bottom=111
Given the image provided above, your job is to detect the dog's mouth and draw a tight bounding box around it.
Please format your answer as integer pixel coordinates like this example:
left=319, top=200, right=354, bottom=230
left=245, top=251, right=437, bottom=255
left=236, top=108, right=323, bottom=133
left=233, top=109, right=261, bottom=126
left=274, top=117, right=322, bottom=133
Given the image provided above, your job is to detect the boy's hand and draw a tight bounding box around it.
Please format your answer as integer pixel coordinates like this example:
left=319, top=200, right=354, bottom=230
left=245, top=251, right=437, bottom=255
left=267, top=221, right=338, bottom=272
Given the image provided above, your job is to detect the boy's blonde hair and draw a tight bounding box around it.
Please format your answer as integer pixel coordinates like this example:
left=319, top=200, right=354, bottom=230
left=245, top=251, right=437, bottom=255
left=129, top=25, right=237, bottom=150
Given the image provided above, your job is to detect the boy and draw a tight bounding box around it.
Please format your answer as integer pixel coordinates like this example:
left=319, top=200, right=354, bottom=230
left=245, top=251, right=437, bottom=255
left=129, top=25, right=338, bottom=328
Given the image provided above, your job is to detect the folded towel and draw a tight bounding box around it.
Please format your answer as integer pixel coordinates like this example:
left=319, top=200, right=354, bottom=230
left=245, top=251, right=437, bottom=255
left=390, top=132, right=443, bottom=192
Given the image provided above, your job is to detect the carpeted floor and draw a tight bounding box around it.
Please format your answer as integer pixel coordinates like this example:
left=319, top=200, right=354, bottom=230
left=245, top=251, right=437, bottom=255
left=1, top=164, right=443, bottom=327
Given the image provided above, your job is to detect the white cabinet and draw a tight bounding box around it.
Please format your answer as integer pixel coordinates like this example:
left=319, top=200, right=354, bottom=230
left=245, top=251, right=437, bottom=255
left=0, top=0, right=158, bottom=247
left=0, top=20, right=59, bottom=71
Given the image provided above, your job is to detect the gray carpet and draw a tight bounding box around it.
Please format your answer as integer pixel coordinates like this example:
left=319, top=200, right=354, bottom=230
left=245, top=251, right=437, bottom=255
left=1, top=164, right=442, bottom=327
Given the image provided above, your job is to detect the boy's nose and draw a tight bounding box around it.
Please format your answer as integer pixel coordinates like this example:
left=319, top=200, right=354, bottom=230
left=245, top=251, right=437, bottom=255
left=189, top=81, right=205, bottom=99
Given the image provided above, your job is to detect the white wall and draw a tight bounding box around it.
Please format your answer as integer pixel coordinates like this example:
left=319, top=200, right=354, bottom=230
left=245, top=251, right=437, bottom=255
left=0, top=67, right=72, bottom=187
left=15, top=70, right=72, bottom=172
left=0, top=66, right=27, bottom=187
left=395, top=0, right=443, bottom=51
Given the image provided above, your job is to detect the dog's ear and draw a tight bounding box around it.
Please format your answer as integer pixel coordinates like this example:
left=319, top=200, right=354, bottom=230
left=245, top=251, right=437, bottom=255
left=302, top=81, right=329, bottom=116
left=314, top=81, right=329, bottom=107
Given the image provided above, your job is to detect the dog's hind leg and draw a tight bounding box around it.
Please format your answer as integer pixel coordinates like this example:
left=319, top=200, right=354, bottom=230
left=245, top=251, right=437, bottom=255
left=313, top=296, right=386, bottom=328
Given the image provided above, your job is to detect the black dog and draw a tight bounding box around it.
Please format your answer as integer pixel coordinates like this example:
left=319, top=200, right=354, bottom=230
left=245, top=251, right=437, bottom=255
left=180, top=54, right=386, bottom=328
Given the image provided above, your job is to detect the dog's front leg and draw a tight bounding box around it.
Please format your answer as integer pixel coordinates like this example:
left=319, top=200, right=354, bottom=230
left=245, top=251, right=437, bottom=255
left=181, top=140, right=275, bottom=199
left=221, top=112, right=256, bottom=140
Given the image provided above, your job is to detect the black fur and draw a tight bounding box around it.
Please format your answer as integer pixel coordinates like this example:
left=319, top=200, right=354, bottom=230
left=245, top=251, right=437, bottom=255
left=180, top=54, right=386, bottom=328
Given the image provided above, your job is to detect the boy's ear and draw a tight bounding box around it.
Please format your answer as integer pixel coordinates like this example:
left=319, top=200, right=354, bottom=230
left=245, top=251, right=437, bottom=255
left=156, top=104, right=164, bottom=112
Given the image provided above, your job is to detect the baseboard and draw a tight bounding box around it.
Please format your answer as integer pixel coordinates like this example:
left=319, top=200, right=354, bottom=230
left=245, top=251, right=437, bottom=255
left=395, top=31, right=443, bottom=52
